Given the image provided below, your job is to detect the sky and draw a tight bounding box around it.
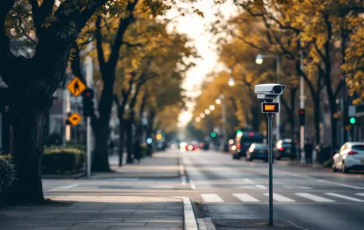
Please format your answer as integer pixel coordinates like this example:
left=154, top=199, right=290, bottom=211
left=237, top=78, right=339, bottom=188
left=165, top=0, right=237, bottom=127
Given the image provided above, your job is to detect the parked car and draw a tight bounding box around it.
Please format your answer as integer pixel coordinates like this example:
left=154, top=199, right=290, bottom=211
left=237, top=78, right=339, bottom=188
left=333, top=142, right=364, bottom=173
left=274, top=139, right=295, bottom=160
left=185, top=141, right=199, bottom=151
left=246, top=143, right=269, bottom=162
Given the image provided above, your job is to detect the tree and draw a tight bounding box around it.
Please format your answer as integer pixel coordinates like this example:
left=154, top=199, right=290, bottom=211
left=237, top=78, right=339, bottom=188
left=1, top=0, right=111, bottom=204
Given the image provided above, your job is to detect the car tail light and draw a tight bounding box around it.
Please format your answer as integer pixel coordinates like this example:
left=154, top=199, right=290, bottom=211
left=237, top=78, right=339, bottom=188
left=237, top=144, right=241, bottom=149
left=249, top=132, right=254, bottom=136
left=200, top=143, right=204, bottom=147
left=349, top=151, right=358, bottom=155
left=278, top=147, right=284, bottom=151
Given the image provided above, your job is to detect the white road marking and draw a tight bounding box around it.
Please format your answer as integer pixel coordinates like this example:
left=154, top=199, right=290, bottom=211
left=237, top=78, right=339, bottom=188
left=48, top=184, right=79, bottom=191
left=295, top=193, right=335, bottom=202
left=326, top=193, right=364, bottom=202
left=244, top=178, right=254, bottom=183
left=179, top=163, right=186, bottom=185
left=190, top=180, right=196, bottom=189
left=256, top=185, right=267, bottom=189
left=316, top=179, right=364, bottom=189
left=264, top=193, right=295, bottom=202
left=201, top=194, right=224, bottom=203
left=233, top=193, right=259, bottom=202
left=355, top=193, right=364, bottom=197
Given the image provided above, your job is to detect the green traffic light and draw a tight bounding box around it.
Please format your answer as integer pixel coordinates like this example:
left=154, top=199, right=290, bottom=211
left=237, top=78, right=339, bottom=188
left=236, top=130, right=242, bottom=134
left=350, top=117, right=356, bottom=124
left=211, top=132, right=216, bottom=138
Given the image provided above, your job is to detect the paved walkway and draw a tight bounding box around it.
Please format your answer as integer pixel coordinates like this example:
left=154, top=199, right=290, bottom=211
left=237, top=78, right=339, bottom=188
left=93, top=151, right=181, bottom=179
left=0, top=196, right=184, bottom=230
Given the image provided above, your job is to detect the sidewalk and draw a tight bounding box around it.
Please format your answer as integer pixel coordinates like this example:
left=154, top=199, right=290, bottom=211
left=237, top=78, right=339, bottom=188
left=92, top=151, right=181, bottom=179
left=0, top=196, right=184, bottom=230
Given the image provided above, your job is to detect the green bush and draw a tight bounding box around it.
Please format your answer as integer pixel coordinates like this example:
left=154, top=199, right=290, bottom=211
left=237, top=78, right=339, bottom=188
left=0, top=155, right=16, bottom=194
left=65, top=141, right=86, bottom=151
left=42, top=147, right=86, bottom=174
left=140, top=144, right=147, bottom=158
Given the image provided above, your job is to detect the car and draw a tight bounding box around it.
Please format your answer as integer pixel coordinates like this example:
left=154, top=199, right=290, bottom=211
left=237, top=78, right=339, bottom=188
left=185, top=141, right=199, bottom=151
left=333, top=142, right=364, bottom=173
left=246, top=143, right=269, bottom=162
left=274, top=139, right=295, bottom=160
left=232, top=131, right=264, bottom=160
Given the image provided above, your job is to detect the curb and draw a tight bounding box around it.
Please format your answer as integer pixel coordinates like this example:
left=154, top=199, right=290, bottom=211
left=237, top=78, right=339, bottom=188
left=173, top=196, right=198, bottom=230
left=42, top=172, right=85, bottom=179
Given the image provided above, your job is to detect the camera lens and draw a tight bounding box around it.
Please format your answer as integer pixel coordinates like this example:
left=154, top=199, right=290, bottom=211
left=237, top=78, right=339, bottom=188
left=273, top=86, right=282, bottom=94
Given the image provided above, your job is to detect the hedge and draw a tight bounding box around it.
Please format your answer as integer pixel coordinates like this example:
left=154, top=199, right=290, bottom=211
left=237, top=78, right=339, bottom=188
left=42, top=147, right=86, bottom=174
left=0, top=155, right=16, bottom=195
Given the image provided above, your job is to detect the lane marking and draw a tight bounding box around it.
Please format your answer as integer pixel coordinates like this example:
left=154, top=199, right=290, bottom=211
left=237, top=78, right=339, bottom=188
left=316, top=179, right=364, bottom=189
left=326, top=193, right=364, bottom=202
left=356, top=193, right=364, bottom=197
left=256, top=185, right=267, bottom=189
left=264, top=193, right=295, bottom=202
left=233, top=193, right=259, bottom=202
left=190, top=180, right=196, bottom=190
left=201, top=194, right=224, bottom=203
left=48, top=184, right=79, bottom=191
left=295, top=193, right=334, bottom=202
left=244, top=178, right=254, bottom=183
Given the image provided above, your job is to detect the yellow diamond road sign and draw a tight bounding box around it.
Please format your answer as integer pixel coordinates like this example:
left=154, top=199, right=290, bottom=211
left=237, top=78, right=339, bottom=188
left=67, top=77, right=86, bottom=97
left=68, top=113, right=82, bottom=126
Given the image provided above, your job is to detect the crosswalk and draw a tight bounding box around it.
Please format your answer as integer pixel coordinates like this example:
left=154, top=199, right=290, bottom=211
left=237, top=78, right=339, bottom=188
left=199, top=192, right=364, bottom=204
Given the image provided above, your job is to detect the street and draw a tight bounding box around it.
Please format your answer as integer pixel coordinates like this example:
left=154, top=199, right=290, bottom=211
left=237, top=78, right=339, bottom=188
left=39, top=150, right=364, bottom=230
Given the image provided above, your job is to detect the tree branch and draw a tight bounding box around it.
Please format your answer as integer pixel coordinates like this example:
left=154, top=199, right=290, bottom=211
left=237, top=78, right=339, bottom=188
left=95, top=15, right=106, bottom=69
left=18, top=25, right=38, bottom=44
left=108, top=0, right=139, bottom=68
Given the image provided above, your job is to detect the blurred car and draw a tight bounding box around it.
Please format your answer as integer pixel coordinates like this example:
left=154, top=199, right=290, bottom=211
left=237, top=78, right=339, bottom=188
left=274, top=139, right=295, bottom=160
left=185, top=141, right=199, bottom=151
left=232, top=131, right=264, bottom=160
left=246, top=143, right=269, bottom=162
left=333, top=142, right=364, bottom=173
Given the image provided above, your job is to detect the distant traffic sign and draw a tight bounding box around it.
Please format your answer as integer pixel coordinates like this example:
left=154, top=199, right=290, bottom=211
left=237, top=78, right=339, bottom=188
left=67, top=77, right=86, bottom=97
left=68, top=112, right=82, bottom=126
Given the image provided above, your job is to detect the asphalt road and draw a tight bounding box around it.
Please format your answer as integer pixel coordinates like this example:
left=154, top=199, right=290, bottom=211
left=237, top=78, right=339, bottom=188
left=43, top=150, right=364, bottom=230
left=183, top=150, right=364, bottom=230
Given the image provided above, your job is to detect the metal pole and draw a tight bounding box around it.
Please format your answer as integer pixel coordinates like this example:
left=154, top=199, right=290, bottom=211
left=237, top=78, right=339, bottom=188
left=276, top=58, right=280, bottom=143
left=267, top=113, right=274, bottom=226
left=87, top=117, right=91, bottom=178
left=300, top=45, right=305, bottom=164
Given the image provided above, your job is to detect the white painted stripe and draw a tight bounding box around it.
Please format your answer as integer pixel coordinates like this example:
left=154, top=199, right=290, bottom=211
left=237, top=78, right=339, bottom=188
left=264, top=193, right=295, bottom=202
left=48, top=184, right=79, bottom=191
left=295, top=193, right=334, bottom=202
left=355, top=193, right=364, bottom=197
left=201, top=194, right=224, bottom=203
left=326, top=193, right=364, bottom=202
left=256, top=185, right=267, bottom=189
left=244, top=178, right=254, bottom=183
left=233, top=193, right=259, bottom=202
left=190, top=180, right=196, bottom=190
left=317, top=179, right=364, bottom=189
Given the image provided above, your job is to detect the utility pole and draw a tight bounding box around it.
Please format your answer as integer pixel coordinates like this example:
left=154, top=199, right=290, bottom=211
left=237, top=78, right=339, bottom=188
left=276, top=58, right=280, bottom=143
left=221, top=94, right=227, bottom=151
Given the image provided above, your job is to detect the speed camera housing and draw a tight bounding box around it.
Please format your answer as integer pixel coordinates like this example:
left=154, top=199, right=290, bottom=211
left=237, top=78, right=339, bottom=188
left=254, top=84, right=285, bottom=100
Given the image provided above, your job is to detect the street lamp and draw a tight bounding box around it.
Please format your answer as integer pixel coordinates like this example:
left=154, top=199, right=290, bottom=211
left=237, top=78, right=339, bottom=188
left=216, top=98, right=221, bottom=104
left=228, top=77, right=235, bottom=86
left=255, top=54, right=264, bottom=64
left=205, top=109, right=210, bottom=115
left=209, top=105, right=215, bottom=111
left=255, top=54, right=281, bottom=143
left=200, top=113, right=205, bottom=118
left=195, top=117, right=201, bottom=122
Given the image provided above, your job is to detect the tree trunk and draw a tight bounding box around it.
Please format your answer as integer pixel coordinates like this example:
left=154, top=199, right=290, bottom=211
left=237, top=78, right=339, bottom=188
left=5, top=100, right=47, bottom=204
left=125, top=119, right=133, bottom=163
left=118, top=118, right=125, bottom=166
left=313, top=93, right=321, bottom=145
left=92, top=123, right=110, bottom=172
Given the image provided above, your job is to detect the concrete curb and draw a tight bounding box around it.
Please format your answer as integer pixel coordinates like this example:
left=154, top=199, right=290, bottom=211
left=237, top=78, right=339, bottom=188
left=42, top=172, right=85, bottom=179
left=173, top=196, right=198, bottom=230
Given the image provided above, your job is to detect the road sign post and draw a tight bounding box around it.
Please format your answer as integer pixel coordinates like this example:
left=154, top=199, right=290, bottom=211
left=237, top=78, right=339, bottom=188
left=87, top=117, right=91, bottom=178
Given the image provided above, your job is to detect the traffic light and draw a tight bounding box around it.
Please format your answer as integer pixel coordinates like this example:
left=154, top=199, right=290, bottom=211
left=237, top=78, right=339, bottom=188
left=299, top=109, right=305, bottom=126
left=83, top=88, right=94, bottom=117
left=349, top=117, right=356, bottom=124
left=210, top=132, right=216, bottom=138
